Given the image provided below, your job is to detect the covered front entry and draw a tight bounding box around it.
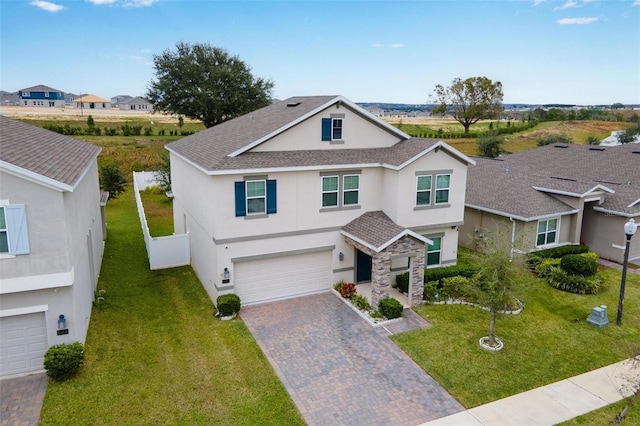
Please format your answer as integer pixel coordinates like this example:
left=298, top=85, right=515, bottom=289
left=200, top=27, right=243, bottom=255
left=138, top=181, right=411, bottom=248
left=342, top=211, right=430, bottom=308
left=356, top=250, right=372, bottom=282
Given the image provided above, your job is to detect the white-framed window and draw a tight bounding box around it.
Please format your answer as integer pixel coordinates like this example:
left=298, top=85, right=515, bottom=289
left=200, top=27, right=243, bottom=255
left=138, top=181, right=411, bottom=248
left=537, top=218, right=558, bottom=246
left=0, top=203, right=30, bottom=255
left=246, top=180, right=266, bottom=214
left=343, top=175, right=359, bottom=205
left=45, top=92, right=49, bottom=97
left=426, top=236, right=442, bottom=266
left=322, top=176, right=339, bottom=207
left=23, top=91, right=30, bottom=97
left=435, top=174, right=451, bottom=204
left=416, top=175, right=432, bottom=206
left=332, top=118, right=343, bottom=140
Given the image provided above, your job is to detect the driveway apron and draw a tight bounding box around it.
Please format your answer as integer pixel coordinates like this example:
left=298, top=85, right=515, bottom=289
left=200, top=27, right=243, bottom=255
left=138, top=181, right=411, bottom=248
left=241, top=292, right=464, bottom=426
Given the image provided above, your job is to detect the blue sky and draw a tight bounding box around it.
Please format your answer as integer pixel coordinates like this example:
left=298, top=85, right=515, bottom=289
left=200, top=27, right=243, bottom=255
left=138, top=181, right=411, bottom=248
left=1, top=0, right=639, bottom=105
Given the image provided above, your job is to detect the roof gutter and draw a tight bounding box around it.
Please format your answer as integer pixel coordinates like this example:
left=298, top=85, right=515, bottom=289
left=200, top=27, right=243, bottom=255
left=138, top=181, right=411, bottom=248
left=465, top=203, right=579, bottom=222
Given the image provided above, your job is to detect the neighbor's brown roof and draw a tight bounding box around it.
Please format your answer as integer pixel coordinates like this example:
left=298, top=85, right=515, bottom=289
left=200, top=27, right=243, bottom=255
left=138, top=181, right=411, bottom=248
left=466, top=143, right=640, bottom=219
left=73, top=94, right=109, bottom=103
left=0, top=116, right=101, bottom=189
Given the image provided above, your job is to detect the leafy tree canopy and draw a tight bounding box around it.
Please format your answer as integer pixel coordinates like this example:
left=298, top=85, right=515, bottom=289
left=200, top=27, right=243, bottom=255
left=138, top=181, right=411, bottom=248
left=146, top=42, right=274, bottom=128
left=432, top=76, right=503, bottom=134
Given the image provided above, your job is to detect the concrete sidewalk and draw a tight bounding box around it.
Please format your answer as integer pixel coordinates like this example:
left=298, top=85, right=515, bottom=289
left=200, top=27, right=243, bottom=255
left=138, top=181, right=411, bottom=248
left=421, top=357, right=639, bottom=426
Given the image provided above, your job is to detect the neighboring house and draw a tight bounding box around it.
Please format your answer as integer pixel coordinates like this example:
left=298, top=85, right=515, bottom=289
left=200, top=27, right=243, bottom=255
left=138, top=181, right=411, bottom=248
left=117, top=96, right=153, bottom=111
left=1, top=91, right=20, bottom=106
left=166, top=95, right=474, bottom=308
left=111, top=95, right=132, bottom=105
left=0, top=117, right=106, bottom=378
left=72, top=94, right=111, bottom=110
left=461, top=143, right=640, bottom=263
left=18, top=85, right=66, bottom=108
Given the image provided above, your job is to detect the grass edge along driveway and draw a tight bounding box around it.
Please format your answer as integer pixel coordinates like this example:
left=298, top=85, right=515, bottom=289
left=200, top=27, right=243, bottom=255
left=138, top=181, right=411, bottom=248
left=40, top=189, right=304, bottom=426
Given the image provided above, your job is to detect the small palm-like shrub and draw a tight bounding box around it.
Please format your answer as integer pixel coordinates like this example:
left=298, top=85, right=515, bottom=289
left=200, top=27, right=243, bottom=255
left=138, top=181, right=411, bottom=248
left=339, top=282, right=357, bottom=299
left=547, top=268, right=603, bottom=294
left=44, top=342, right=85, bottom=381
left=216, top=294, right=241, bottom=317
left=350, top=294, right=371, bottom=311
left=378, top=298, right=403, bottom=319
left=535, top=258, right=561, bottom=278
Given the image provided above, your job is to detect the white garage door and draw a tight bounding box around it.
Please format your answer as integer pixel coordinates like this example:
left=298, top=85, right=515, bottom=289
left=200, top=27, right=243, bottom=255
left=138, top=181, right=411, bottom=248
left=234, top=251, right=332, bottom=304
left=0, top=313, right=47, bottom=377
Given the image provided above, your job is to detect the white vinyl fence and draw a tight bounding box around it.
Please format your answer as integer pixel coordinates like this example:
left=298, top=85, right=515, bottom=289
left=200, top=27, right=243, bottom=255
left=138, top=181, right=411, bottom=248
left=133, top=172, right=190, bottom=270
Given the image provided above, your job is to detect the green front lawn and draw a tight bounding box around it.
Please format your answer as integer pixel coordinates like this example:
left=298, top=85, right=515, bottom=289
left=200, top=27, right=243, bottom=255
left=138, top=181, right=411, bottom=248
left=393, top=267, right=640, bottom=409
left=40, top=189, right=304, bottom=425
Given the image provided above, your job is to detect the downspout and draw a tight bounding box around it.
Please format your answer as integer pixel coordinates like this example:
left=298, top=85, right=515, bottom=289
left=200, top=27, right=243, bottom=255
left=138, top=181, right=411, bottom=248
left=510, top=217, right=516, bottom=260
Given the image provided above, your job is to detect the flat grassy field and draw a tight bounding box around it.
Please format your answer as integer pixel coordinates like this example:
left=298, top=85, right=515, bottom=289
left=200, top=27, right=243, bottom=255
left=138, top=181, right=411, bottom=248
left=39, top=189, right=304, bottom=426
left=392, top=266, right=640, bottom=409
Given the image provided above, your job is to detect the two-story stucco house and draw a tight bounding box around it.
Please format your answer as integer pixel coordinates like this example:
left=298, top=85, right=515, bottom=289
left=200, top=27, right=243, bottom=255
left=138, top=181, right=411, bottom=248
left=19, top=85, right=66, bottom=108
left=0, top=116, right=105, bottom=378
left=166, top=96, right=474, bottom=308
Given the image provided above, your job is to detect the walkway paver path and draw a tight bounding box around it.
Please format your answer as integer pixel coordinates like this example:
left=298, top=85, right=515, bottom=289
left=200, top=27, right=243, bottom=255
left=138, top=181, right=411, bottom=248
left=0, top=373, right=47, bottom=426
left=241, top=292, right=464, bottom=426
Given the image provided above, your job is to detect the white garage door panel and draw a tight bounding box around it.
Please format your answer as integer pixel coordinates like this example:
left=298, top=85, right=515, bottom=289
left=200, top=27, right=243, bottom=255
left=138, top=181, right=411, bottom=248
left=235, top=251, right=332, bottom=304
left=0, top=313, right=47, bottom=377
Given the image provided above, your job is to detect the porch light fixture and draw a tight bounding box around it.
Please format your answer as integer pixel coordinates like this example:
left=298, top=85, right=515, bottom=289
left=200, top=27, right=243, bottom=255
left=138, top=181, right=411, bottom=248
left=616, top=218, right=637, bottom=326
left=222, top=267, right=230, bottom=283
left=339, top=252, right=344, bottom=261
left=57, top=314, right=67, bottom=330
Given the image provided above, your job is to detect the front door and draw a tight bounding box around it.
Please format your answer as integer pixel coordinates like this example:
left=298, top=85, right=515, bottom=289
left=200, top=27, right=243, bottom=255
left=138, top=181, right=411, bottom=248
left=356, top=250, right=372, bottom=283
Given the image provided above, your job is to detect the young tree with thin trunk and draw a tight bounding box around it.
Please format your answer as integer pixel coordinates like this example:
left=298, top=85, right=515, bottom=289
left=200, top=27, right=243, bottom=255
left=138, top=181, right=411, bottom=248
left=432, top=76, right=503, bottom=135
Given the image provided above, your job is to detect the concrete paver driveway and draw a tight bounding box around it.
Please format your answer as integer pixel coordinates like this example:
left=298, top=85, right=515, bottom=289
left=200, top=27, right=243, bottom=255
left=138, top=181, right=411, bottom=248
left=241, top=292, right=464, bottom=426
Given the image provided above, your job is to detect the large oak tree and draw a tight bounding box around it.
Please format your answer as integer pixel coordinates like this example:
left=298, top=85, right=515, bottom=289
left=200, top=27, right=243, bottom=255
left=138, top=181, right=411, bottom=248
left=432, top=76, right=503, bottom=134
left=146, top=42, right=274, bottom=128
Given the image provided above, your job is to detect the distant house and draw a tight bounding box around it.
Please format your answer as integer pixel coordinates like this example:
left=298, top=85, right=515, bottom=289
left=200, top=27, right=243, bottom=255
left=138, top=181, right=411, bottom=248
left=18, top=85, right=65, bottom=108
left=0, top=91, right=20, bottom=106
left=117, top=96, right=153, bottom=111
left=461, top=143, right=640, bottom=263
left=0, top=116, right=106, bottom=378
left=110, top=95, right=132, bottom=105
left=364, top=106, right=385, bottom=117
left=72, top=94, right=111, bottom=110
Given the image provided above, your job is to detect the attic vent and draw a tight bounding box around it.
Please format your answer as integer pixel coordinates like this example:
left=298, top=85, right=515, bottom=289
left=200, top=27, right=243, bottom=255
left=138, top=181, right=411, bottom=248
left=286, top=102, right=301, bottom=107
left=554, top=144, right=569, bottom=148
left=551, top=176, right=576, bottom=182
left=589, top=147, right=605, bottom=151
left=633, top=151, right=640, bottom=155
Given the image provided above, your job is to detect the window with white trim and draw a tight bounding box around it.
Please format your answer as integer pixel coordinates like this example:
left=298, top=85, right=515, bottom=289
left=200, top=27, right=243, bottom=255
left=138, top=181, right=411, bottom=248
left=322, top=176, right=339, bottom=207
left=0, top=204, right=30, bottom=255
left=426, top=236, right=442, bottom=266
left=246, top=180, right=266, bottom=214
left=343, top=175, right=359, bottom=205
left=332, top=118, right=343, bottom=140
left=537, top=218, right=558, bottom=246
left=416, top=175, right=432, bottom=206
left=416, top=172, right=451, bottom=207
left=234, top=178, right=277, bottom=217
left=435, top=174, right=450, bottom=204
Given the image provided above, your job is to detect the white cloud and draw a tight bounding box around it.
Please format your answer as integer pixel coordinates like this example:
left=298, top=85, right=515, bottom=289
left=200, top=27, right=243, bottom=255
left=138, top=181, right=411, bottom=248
left=371, top=43, right=404, bottom=49
left=30, top=1, right=64, bottom=12
left=390, top=43, right=405, bottom=49
left=555, top=0, right=578, bottom=10
left=123, top=0, right=157, bottom=7
left=634, top=0, right=640, bottom=6
left=533, top=0, right=546, bottom=6
left=372, top=43, right=385, bottom=48
left=86, top=0, right=117, bottom=5
left=557, top=16, right=599, bottom=24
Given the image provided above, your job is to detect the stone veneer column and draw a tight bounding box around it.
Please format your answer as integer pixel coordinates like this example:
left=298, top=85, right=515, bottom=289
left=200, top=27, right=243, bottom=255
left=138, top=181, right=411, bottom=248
left=410, top=250, right=425, bottom=307
left=371, top=254, right=391, bottom=308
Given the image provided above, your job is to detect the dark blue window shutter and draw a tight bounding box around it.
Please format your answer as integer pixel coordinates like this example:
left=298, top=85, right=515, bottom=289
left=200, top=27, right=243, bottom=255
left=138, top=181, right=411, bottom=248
left=321, top=118, right=331, bottom=141
left=234, top=182, right=246, bottom=217
left=266, top=180, right=277, bottom=214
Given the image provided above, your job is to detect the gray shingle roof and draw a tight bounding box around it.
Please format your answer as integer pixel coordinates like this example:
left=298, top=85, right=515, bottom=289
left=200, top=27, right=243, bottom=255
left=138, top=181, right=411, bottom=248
left=20, top=84, right=64, bottom=93
left=467, top=143, right=640, bottom=219
left=342, top=211, right=408, bottom=251
left=0, top=116, right=101, bottom=189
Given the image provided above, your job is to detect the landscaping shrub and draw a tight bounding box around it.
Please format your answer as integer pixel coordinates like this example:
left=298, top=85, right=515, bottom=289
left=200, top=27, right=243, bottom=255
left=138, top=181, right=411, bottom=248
left=547, top=268, right=603, bottom=294
left=333, top=280, right=344, bottom=292
left=44, top=342, right=85, bottom=381
left=216, top=294, right=241, bottom=316
left=423, top=264, right=480, bottom=285
left=526, top=245, right=590, bottom=269
left=395, top=272, right=409, bottom=293
left=378, top=298, right=403, bottom=319
left=423, top=280, right=440, bottom=301
left=534, top=258, right=561, bottom=278
left=440, top=276, right=472, bottom=300
left=339, top=282, right=357, bottom=299
left=350, top=294, right=371, bottom=311
left=560, top=254, right=597, bottom=277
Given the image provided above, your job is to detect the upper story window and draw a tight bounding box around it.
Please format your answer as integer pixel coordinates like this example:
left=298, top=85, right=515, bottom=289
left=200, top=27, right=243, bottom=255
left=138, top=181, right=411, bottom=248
left=44, top=92, right=49, bottom=97
left=320, top=171, right=361, bottom=211
left=22, top=91, right=30, bottom=97
left=235, top=178, right=277, bottom=218
left=321, top=114, right=345, bottom=142
left=415, top=171, right=452, bottom=209
left=0, top=203, right=30, bottom=256
left=537, top=218, right=558, bottom=246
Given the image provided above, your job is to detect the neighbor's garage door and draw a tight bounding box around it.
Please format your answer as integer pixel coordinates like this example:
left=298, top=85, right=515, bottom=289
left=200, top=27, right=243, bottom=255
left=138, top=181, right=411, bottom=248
left=0, top=313, right=47, bottom=377
left=234, top=251, right=332, bottom=304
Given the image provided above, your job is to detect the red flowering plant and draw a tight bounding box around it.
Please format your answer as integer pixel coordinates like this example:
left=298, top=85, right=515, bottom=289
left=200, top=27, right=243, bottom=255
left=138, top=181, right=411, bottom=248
left=339, top=282, right=357, bottom=299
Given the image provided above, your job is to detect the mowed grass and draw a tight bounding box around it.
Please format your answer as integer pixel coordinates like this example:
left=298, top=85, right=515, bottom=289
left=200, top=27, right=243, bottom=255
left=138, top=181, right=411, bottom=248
left=40, top=189, right=304, bottom=426
left=392, top=267, right=640, bottom=409
left=139, top=188, right=174, bottom=236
